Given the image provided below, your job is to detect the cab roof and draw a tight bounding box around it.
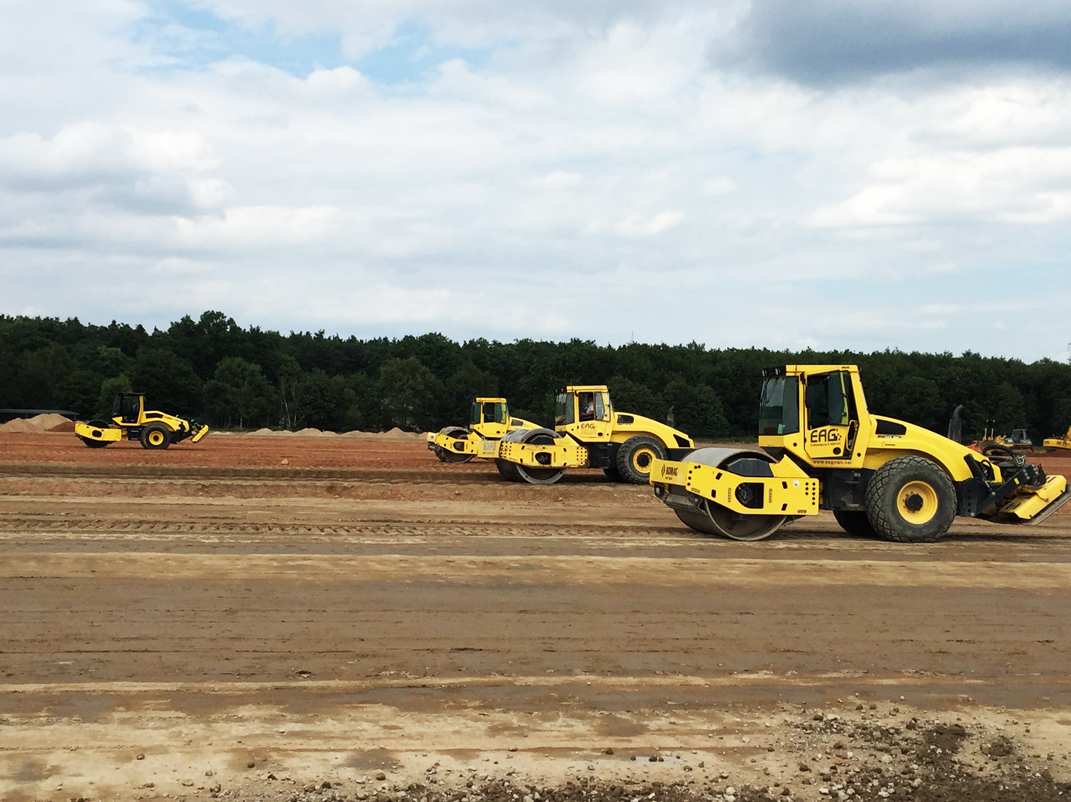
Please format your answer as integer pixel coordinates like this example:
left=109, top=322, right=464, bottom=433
left=561, top=385, right=609, bottom=393
left=763, top=365, right=860, bottom=378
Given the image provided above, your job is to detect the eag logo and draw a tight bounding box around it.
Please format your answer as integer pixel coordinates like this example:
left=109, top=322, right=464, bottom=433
left=809, top=427, right=840, bottom=444
left=579, top=422, right=597, bottom=429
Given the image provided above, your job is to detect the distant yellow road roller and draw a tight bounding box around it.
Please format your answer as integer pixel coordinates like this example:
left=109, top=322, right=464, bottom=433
left=427, top=397, right=538, bottom=463
left=74, top=393, right=209, bottom=450
left=481, top=385, right=694, bottom=485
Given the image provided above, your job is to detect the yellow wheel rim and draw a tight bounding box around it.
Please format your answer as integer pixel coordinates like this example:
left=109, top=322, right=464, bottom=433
left=149, top=431, right=165, bottom=446
left=632, top=447, right=656, bottom=474
left=898, top=480, right=938, bottom=525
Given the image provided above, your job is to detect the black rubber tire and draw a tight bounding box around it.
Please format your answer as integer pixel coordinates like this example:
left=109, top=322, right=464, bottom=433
left=865, top=456, right=956, bottom=543
left=833, top=509, right=878, bottom=539
left=615, top=435, right=667, bottom=484
left=140, top=422, right=171, bottom=450
left=603, top=466, right=623, bottom=482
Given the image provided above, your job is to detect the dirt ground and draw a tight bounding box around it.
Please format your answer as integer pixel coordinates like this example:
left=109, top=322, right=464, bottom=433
left=2, top=431, right=1071, bottom=802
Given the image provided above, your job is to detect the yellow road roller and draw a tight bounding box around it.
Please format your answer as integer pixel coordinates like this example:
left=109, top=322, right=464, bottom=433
left=74, top=393, right=209, bottom=450
left=427, top=397, right=538, bottom=463
left=482, top=385, right=694, bottom=485
left=650, top=365, right=1070, bottom=542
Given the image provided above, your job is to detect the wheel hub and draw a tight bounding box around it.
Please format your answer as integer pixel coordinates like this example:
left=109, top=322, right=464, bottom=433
left=904, top=493, right=924, bottom=513
left=898, top=480, right=938, bottom=525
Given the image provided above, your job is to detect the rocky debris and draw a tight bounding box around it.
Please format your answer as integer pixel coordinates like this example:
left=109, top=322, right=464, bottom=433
left=775, top=709, right=1069, bottom=802
left=189, top=714, right=1070, bottom=802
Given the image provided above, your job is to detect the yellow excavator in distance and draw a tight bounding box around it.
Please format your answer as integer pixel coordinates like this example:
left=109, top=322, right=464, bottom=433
left=650, top=365, right=1070, bottom=542
left=481, top=385, right=694, bottom=485
left=74, top=393, right=209, bottom=450
left=427, top=397, right=539, bottom=463
left=1044, top=425, right=1071, bottom=451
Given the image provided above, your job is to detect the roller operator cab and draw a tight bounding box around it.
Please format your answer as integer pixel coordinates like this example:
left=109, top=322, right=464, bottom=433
left=74, top=393, right=209, bottom=450
left=427, top=397, right=539, bottom=463
left=486, top=385, right=695, bottom=485
left=651, top=365, right=1071, bottom=542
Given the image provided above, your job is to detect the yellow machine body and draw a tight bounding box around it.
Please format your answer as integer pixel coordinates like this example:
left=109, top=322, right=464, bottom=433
left=651, top=365, right=1070, bottom=542
left=972, top=427, right=1033, bottom=457
left=1043, top=426, right=1071, bottom=450
left=487, top=385, right=695, bottom=485
left=426, top=398, right=538, bottom=463
left=74, top=393, right=209, bottom=450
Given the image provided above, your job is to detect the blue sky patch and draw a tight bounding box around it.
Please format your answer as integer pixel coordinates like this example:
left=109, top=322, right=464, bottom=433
left=136, top=0, right=348, bottom=76
left=135, top=1, right=490, bottom=85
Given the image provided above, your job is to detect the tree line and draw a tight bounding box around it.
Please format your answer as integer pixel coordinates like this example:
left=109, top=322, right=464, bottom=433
left=2, top=311, right=1070, bottom=442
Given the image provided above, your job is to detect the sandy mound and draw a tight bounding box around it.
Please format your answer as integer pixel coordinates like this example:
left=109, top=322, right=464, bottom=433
left=0, top=413, right=77, bottom=433
left=380, top=427, right=420, bottom=439
left=34, top=413, right=73, bottom=431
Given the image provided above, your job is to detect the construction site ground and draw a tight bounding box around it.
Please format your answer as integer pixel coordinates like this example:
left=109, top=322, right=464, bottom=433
left=2, top=430, right=1071, bottom=802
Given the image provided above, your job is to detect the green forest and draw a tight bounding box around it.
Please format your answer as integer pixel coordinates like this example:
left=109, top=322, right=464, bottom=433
left=2, top=311, right=1070, bottom=442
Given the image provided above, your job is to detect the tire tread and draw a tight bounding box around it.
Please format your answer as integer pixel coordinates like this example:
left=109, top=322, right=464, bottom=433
left=865, top=455, right=955, bottom=543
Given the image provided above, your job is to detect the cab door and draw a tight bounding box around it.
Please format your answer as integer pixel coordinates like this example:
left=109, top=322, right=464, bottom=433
left=476, top=401, right=508, bottom=439
left=569, top=391, right=614, bottom=442
left=803, top=371, right=856, bottom=461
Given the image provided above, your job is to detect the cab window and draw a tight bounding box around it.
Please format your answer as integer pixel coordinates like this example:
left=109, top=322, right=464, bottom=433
left=805, top=373, right=850, bottom=428
left=758, top=376, right=799, bottom=435
left=555, top=393, right=573, bottom=426
left=116, top=395, right=140, bottom=423
left=593, top=393, right=606, bottom=421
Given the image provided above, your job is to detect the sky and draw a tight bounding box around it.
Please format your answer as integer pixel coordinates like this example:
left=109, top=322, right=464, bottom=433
left=1, top=0, right=1070, bottom=362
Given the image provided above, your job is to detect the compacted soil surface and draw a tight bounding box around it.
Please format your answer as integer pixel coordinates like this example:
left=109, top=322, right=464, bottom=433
left=2, top=431, right=1071, bottom=802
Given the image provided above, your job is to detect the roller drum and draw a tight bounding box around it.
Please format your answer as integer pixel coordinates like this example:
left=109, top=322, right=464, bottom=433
left=670, top=446, right=787, bottom=541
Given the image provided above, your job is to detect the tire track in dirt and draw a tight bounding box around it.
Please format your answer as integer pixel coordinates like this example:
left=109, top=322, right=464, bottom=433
left=4, top=552, right=1071, bottom=587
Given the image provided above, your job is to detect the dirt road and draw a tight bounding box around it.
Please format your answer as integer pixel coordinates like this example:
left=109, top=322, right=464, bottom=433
left=2, top=432, right=1071, bottom=802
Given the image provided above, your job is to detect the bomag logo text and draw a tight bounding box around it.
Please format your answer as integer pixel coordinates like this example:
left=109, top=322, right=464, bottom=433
left=809, top=428, right=841, bottom=444
left=661, top=465, right=679, bottom=478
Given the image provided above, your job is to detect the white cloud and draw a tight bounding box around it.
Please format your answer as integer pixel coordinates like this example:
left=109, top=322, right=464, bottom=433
left=614, top=210, right=684, bottom=237
left=524, top=172, right=584, bottom=188
left=806, top=147, right=1071, bottom=228
left=0, top=123, right=217, bottom=185
left=701, top=177, right=736, bottom=195
left=1, top=1, right=1071, bottom=360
